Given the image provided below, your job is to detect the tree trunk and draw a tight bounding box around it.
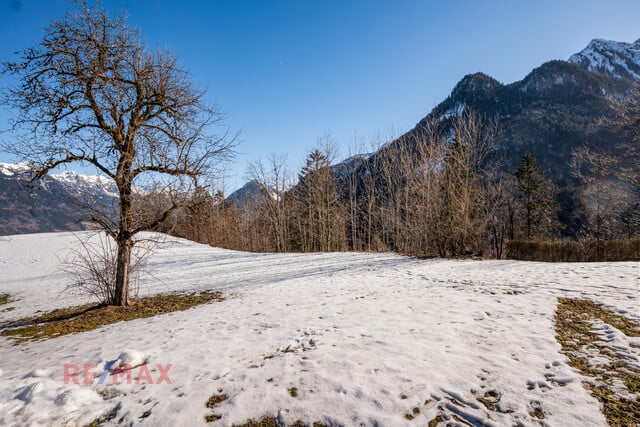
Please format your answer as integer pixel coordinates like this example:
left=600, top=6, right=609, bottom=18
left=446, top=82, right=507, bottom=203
left=113, top=238, right=132, bottom=306
left=113, top=165, right=133, bottom=306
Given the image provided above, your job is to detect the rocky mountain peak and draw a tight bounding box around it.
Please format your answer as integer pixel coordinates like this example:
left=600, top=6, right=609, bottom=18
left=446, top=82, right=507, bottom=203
left=568, top=38, right=640, bottom=82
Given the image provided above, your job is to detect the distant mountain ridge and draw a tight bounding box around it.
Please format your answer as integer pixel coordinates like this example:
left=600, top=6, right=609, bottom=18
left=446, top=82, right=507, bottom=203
left=421, top=59, right=635, bottom=178
left=569, top=38, right=640, bottom=82
left=226, top=180, right=274, bottom=209
left=2, top=37, right=639, bottom=235
left=0, top=163, right=117, bottom=235
left=347, top=37, right=639, bottom=235
left=225, top=153, right=371, bottom=208
left=394, top=40, right=640, bottom=172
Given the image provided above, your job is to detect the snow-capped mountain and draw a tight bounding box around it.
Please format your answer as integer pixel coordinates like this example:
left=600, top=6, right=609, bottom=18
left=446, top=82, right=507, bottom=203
left=569, top=38, right=640, bottom=82
left=0, top=162, right=33, bottom=177
left=51, top=170, right=118, bottom=198
left=0, top=162, right=117, bottom=195
left=0, top=163, right=117, bottom=235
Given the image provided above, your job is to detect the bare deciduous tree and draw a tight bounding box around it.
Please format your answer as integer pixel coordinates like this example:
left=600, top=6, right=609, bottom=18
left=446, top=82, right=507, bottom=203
left=249, top=154, right=292, bottom=252
left=2, top=2, right=234, bottom=305
left=610, top=88, right=640, bottom=236
left=434, top=111, right=498, bottom=256
left=63, top=232, right=153, bottom=305
left=571, top=145, right=632, bottom=240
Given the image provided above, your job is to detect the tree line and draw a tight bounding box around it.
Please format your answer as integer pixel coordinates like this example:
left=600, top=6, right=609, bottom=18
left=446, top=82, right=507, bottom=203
left=163, top=105, right=639, bottom=258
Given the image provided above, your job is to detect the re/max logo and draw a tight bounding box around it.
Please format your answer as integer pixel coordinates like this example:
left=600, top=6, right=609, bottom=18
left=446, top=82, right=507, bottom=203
left=64, top=363, right=172, bottom=385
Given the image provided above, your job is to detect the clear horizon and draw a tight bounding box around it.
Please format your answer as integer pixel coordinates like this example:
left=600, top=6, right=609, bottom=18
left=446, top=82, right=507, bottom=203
left=1, top=0, right=639, bottom=193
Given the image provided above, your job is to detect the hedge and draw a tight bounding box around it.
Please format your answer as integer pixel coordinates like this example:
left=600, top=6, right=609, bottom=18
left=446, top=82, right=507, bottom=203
left=506, top=239, right=640, bottom=262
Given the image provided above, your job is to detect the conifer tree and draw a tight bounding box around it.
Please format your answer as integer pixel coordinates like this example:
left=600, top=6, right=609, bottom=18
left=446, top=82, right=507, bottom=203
left=514, top=152, right=558, bottom=240
left=292, top=149, right=346, bottom=252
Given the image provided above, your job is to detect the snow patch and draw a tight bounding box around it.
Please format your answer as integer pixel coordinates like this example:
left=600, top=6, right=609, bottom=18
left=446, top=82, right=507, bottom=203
left=4, top=377, right=106, bottom=426
left=0, top=162, right=32, bottom=177
left=0, top=232, right=636, bottom=426
left=569, top=38, right=640, bottom=82
left=439, top=102, right=466, bottom=121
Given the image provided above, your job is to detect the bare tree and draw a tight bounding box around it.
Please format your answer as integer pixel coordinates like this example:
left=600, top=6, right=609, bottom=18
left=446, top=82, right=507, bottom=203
left=404, top=122, right=447, bottom=256
left=63, top=232, right=153, bottom=305
left=2, top=2, right=234, bottom=305
left=248, top=154, right=292, bottom=252
left=610, top=88, right=640, bottom=236
left=484, top=174, right=515, bottom=259
left=435, top=111, right=497, bottom=256
left=343, top=137, right=367, bottom=250
left=360, top=139, right=384, bottom=251
left=571, top=145, right=632, bottom=240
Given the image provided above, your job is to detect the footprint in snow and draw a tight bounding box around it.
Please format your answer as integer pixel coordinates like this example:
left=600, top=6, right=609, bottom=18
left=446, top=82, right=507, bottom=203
left=527, top=360, right=573, bottom=392
left=528, top=399, right=546, bottom=419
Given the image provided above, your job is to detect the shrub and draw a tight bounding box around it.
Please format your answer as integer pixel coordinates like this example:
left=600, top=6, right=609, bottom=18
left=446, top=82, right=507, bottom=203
left=506, top=239, right=640, bottom=262
left=62, top=233, right=154, bottom=305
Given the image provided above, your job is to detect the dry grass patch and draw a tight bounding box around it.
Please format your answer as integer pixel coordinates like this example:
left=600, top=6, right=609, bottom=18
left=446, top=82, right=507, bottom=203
left=0, top=293, right=10, bottom=305
left=428, top=415, right=447, bottom=427
left=207, top=412, right=329, bottom=427
left=206, top=393, right=229, bottom=409
left=233, top=418, right=327, bottom=427
left=204, top=390, right=329, bottom=426
left=205, top=392, right=228, bottom=423
left=0, top=291, right=223, bottom=344
left=555, top=297, right=640, bottom=426
left=233, top=418, right=280, bottom=427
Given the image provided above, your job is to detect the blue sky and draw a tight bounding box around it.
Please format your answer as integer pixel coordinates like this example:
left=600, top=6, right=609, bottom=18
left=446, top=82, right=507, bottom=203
left=1, top=0, right=639, bottom=192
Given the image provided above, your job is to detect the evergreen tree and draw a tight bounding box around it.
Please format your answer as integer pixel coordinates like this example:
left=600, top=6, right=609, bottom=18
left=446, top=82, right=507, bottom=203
left=291, top=149, right=346, bottom=252
left=514, top=151, right=558, bottom=240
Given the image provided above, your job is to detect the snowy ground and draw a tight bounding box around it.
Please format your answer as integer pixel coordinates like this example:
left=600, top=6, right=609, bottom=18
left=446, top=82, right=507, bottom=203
left=0, top=232, right=638, bottom=426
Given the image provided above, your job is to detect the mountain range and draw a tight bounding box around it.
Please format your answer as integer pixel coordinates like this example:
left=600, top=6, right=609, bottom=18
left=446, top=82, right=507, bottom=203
left=228, top=38, right=639, bottom=210
left=388, top=37, right=638, bottom=179
left=336, top=38, right=639, bottom=235
left=1, top=38, right=638, bottom=235
left=0, top=163, right=116, bottom=235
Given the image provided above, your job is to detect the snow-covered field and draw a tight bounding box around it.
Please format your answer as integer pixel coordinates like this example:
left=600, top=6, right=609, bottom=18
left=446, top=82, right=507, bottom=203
left=0, top=232, right=638, bottom=426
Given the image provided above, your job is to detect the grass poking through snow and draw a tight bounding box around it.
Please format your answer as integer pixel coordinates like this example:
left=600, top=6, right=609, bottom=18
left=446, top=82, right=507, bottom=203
left=204, top=391, right=330, bottom=426
left=0, top=291, right=223, bottom=344
left=205, top=392, right=228, bottom=423
left=232, top=417, right=328, bottom=427
left=555, top=297, right=640, bottom=426
left=0, top=293, right=10, bottom=305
